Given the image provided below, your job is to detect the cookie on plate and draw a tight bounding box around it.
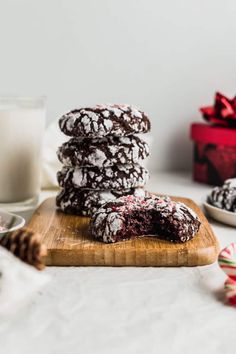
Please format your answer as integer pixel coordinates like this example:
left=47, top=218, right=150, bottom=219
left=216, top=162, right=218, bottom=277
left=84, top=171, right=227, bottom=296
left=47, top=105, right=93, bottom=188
left=57, top=135, right=149, bottom=167
left=57, top=164, right=149, bottom=190
left=208, top=178, right=236, bottom=212
left=59, top=104, right=150, bottom=138
left=56, top=187, right=146, bottom=216
left=90, top=194, right=200, bottom=243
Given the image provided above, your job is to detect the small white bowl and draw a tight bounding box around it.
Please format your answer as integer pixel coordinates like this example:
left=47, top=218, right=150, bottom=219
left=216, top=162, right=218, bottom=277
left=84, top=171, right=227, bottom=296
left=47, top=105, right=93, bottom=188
left=0, top=209, right=25, bottom=234
left=204, top=202, right=236, bottom=227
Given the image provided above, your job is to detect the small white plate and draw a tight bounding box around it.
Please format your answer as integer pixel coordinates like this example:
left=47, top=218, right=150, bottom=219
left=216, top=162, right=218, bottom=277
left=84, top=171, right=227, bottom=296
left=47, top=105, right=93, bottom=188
left=204, top=202, right=236, bottom=227
left=0, top=209, right=25, bottom=234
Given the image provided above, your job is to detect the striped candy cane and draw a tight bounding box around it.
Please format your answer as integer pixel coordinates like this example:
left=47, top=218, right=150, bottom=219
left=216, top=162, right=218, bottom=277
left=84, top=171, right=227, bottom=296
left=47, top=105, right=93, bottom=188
left=218, top=243, right=236, bottom=306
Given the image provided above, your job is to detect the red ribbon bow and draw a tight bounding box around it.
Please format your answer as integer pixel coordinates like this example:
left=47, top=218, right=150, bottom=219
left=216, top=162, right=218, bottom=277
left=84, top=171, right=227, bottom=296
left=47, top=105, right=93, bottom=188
left=200, top=92, right=236, bottom=127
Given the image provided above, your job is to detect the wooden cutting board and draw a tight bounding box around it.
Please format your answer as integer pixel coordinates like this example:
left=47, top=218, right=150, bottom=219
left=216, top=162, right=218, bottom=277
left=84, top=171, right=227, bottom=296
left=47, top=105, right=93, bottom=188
left=28, top=196, right=219, bottom=267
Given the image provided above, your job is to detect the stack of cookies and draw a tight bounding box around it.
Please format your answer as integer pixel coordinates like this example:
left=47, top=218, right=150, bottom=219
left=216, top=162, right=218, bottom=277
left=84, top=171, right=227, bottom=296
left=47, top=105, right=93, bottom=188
left=56, top=104, right=151, bottom=216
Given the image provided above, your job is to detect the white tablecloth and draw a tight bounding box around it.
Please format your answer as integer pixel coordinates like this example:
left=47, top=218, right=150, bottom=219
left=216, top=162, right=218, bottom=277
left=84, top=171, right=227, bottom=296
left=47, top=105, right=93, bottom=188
left=1, top=172, right=236, bottom=354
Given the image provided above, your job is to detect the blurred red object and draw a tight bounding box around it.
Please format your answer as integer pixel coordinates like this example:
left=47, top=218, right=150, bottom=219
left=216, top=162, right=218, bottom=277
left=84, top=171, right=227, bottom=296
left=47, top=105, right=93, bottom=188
left=191, top=123, right=236, bottom=185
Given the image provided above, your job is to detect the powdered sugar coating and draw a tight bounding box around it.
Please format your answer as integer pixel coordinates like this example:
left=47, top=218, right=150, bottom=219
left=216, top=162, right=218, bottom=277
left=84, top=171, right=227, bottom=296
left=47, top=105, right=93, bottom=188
left=91, top=195, right=200, bottom=243
left=225, top=178, right=236, bottom=188
left=57, top=135, right=149, bottom=167
left=59, top=104, right=150, bottom=138
left=56, top=187, right=146, bottom=216
left=208, top=180, right=236, bottom=212
left=57, top=164, right=149, bottom=190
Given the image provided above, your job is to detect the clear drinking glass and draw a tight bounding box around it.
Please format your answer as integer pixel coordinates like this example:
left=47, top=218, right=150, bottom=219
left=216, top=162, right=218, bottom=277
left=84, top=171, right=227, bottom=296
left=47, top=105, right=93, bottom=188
left=0, top=96, right=46, bottom=212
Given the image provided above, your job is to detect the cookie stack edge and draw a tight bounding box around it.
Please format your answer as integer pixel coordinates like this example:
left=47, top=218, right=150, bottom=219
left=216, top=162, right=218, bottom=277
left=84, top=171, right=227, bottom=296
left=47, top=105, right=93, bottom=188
left=56, top=104, right=151, bottom=216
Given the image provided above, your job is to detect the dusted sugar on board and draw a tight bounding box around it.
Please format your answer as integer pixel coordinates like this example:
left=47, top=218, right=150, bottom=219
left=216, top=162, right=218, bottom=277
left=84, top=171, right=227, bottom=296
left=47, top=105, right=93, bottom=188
left=56, top=187, right=146, bottom=216
left=57, top=135, right=149, bottom=168
left=90, top=195, right=201, bottom=243
left=59, top=104, right=151, bottom=138
left=57, top=164, right=149, bottom=190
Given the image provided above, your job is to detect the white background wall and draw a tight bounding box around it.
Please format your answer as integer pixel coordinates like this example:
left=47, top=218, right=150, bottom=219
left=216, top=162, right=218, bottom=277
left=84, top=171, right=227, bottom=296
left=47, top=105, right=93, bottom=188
left=0, top=0, right=236, bottom=171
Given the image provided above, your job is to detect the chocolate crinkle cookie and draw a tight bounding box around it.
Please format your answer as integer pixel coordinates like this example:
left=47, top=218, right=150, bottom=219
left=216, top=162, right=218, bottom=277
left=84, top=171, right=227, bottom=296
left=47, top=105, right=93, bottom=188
left=57, top=164, right=149, bottom=190
left=208, top=178, right=236, bottom=212
left=56, top=187, right=147, bottom=216
left=57, top=135, right=149, bottom=167
left=59, top=104, right=151, bottom=138
left=90, top=194, right=201, bottom=243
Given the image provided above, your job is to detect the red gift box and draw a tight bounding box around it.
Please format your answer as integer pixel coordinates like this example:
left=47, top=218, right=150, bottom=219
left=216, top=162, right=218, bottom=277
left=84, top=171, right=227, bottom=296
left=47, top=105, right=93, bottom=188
left=191, top=123, right=236, bottom=185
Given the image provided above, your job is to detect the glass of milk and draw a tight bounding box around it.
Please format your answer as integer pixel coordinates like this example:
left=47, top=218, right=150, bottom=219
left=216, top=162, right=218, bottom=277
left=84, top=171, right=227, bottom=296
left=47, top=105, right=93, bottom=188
left=0, top=97, right=46, bottom=211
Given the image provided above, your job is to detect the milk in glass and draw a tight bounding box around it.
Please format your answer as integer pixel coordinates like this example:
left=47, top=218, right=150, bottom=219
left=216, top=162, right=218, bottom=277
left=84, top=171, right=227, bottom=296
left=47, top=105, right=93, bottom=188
left=0, top=97, right=45, bottom=209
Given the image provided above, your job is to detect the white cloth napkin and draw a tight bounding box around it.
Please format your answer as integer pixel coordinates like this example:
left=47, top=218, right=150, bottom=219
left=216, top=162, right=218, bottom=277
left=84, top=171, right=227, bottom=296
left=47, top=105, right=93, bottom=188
left=0, top=247, right=49, bottom=318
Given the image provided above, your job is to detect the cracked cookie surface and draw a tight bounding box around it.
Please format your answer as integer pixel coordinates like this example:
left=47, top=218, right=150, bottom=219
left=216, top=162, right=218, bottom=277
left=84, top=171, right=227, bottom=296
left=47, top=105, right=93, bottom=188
left=90, top=195, right=201, bottom=243
left=56, top=187, right=146, bottom=216
left=57, top=135, right=149, bottom=167
left=208, top=178, right=236, bottom=211
left=57, top=164, right=149, bottom=190
left=59, top=104, right=151, bottom=138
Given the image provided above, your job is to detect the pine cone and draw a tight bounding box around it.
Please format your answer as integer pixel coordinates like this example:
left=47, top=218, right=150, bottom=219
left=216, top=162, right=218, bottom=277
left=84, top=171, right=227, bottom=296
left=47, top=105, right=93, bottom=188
left=0, top=228, right=47, bottom=270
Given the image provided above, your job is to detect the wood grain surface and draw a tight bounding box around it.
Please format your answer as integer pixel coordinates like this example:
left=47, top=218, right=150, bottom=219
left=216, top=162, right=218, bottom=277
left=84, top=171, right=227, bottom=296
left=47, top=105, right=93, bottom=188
left=27, top=196, right=219, bottom=267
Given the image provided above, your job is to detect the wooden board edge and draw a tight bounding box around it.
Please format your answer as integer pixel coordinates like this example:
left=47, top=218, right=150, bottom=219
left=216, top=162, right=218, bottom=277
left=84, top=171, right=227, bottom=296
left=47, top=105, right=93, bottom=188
left=29, top=196, right=220, bottom=267
left=44, top=241, right=220, bottom=267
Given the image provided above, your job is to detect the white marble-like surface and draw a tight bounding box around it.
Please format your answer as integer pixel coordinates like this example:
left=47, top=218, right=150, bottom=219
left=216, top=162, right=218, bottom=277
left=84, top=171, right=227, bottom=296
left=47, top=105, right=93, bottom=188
left=1, top=172, right=236, bottom=354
